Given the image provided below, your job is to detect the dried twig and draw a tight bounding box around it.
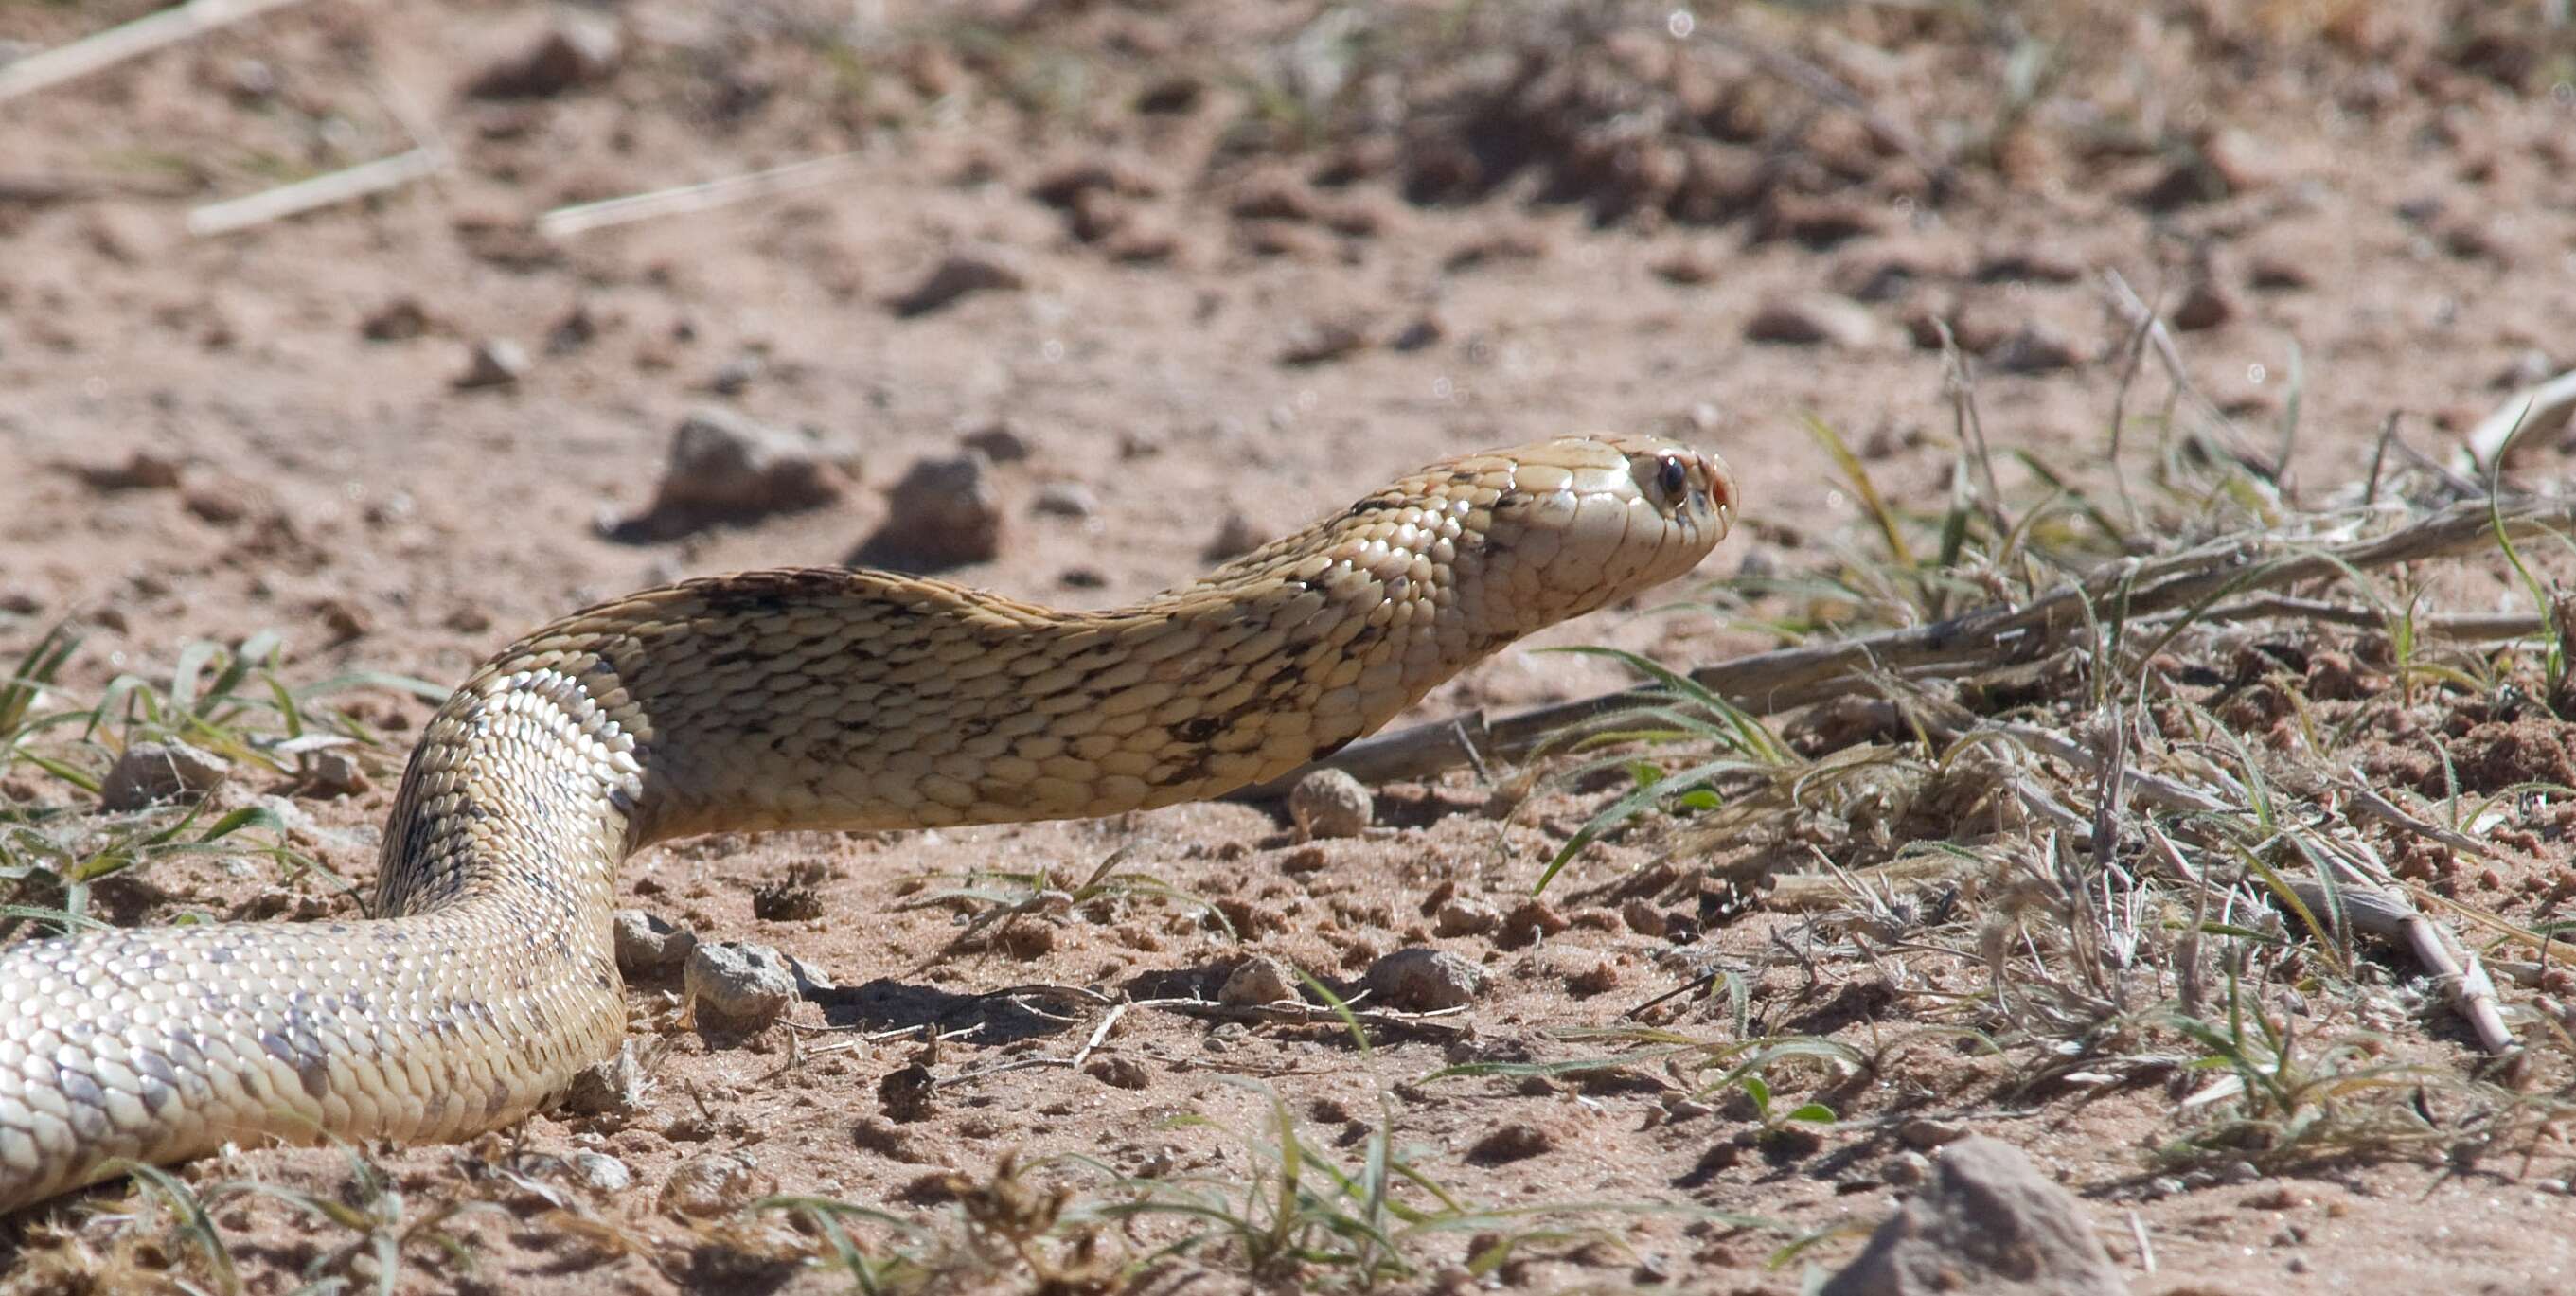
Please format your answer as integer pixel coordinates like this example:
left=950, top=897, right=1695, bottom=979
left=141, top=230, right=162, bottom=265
left=2098, top=268, right=2283, bottom=486
left=538, top=153, right=862, bottom=239
left=1241, top=493, right=2576, bottom=797
left=1128, top=996, right=1469, bottom=1040
left=0, top=0, right=312, bottom=102
left=2456, top=367, right=2576, bottom=476
left=187, top=146, right=451, bottom=238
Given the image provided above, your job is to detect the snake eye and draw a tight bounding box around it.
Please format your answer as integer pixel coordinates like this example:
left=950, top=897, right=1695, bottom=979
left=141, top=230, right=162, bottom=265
left=1656, top=455, right=1689, bottom=502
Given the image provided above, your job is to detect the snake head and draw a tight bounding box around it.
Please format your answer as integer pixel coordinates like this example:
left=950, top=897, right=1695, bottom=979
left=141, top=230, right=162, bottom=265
left=1459, top=432, right=1736, bottom=634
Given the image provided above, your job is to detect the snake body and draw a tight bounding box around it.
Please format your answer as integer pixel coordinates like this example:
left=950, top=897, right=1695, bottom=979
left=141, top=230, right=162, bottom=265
left=0, top=434, right=1733, bottom=1213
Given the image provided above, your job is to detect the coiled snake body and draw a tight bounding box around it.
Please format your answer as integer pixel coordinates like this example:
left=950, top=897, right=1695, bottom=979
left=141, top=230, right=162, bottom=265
left=0, top=434, right=1733, bottom=1213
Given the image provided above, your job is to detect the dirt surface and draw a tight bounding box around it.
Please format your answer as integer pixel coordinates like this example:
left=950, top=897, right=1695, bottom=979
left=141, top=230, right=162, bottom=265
left=6, top=2, right=2576, bottom=1293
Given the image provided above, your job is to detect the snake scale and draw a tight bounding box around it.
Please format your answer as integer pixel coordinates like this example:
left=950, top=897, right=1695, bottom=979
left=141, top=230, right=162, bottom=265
left=0, top=433, right=1734, bottom=1214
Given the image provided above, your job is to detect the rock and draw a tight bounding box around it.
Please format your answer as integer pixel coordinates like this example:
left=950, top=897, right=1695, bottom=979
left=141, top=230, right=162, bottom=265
left=1388, top=315, right=1444, bottom=352
left=1746, top=294, right=1884, bottom=349
left=1498, top=898, right=1569, bottom=950
left=360, top=298, right=430, bottom=342
left=613, top=910, right=696, bottom=975
left=1466, top=1122, right=1555, bottom=1163
left=1288, top=769, right=1373, bottom=840
left=572, top=1151, right=633, bottom=1192
left=1987, top=324, right=2083, bottom=374
left=1883, top=1151, right=1932, bottom=1187
left=1086, top=1056, right=1152, bottom=1090
left=890, top=249, right=1029, bottom=317
left=751, top=879, right=824, bottom=922
left=862, top=452, right=1004, bottom=569
left=704, top=352, right=762, bottom=396
left=80, top=451, right=182, bottom=491
left=2247, top=256, right=2311, bottom=291
left=1434, top=898, right=1500, bottom=937
left=469, top=10, right=623, bottom=98
left=1362, top=948, right=1487, bottom=1012
left=1033, top=481, right=1098, bottom=519
left=2170, top=281, right=2235, bottom=331
left=1202, top=511, right=1268, bottom=561
left=1219, top=954, right=1299, bottom=1006
left=1620, top=898, right=1668, bottom=938
left=658, top=1150, right=773, bottom=1219
left=1973, top=251, right=2086, bottom=284
left=1897, top=1118, right=1965, bottom=1150
left=684, top=940, right=798, bottom=1034
left=563, top=1039, right=654, bottom=1117
left=1651, top=248, right=1719, bottom=285
left=101, top=740, right=228, bottom=810
left=610, top=408, right=855, bottom=540
left=960, top=423, right=1032, bottom=463
left=453, top=338, right=529, bottom=389
left=1279, top=318, right=1372, bottom=366
left=181, top=482, right=253, bottom=525
left=299, top=750, right=367, bottom=799
left=1820, top=1136, right=2126, bottom=1296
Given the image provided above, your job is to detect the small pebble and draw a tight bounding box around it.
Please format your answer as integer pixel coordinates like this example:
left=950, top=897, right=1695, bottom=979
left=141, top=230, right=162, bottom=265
left=1033, top=481, right=1099, bottom=519
left=611, top=407, right=855, bottom=539
left=300, top=750, right=367, bottom=799
left=1744, top=294, right=1884, bottom=349
left=1883, top=1150, right=1932, bottom=1187
left=1219, top=953, right=1299, bottom=1005
left=658, top=1150, right=772, bottom=1218
left=1202, top=511, right=1268, bottom=560
left=613, top=909, right=698, bottom=974
left=890, top=249, right=1029, bottom=317
left=873, top=452, right=1004, bottom=567
left=453, top=338, right=529, bottom=389
left=1362, top=948, right=1487, bottom=1011
left=100, top=740, right=228, bottom=810
left=1288, top=768, right=1372, bottom=840
left=469, top=9, right=623, bottom=98
left=684, top=940, right=797, bottom=1034
left=1433, top=898, right=1500, bottom=937
left=1086, top=1056, right=1152, bottom=1090
left=571, top=1151, right=633, bottom=1192
left=960, top=423, right=1032, bottom=463
left=562, top=1040, right=653, bottom=1117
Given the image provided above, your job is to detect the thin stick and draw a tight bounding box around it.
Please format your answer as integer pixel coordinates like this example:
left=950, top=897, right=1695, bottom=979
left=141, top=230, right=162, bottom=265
left=2098, top=269, right=2280, bottom=486
left=0, top=0, right=312, bottom=103
left=1239, top=494, right=2576, bottom=796
left=538, top=152, right=861, bottom=239
left=187, top=146, right=450, bottom=238
left=2456, top=367, right=2576, bottom=475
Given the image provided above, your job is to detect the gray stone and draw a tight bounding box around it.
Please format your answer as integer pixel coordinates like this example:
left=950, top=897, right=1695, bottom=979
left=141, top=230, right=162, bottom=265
left=563, top=1040, right=653, bottom=1117
left=453, top=338, right=529, bottom=389
left=613, top=909, right=697, bottom=975
left=684, top=940, right=798, bottom=1034
left=1433, top=898, right=1500, bottom=937
left=1288, top=768, right=1372, bottom=840
left=1820, top=1135, right=2126, bottom=1296
left=572, top=1150, right=633, bottom=1192
left=1218, top=954, right=1299, bottom=1006
left=867, top=452, right=1003, bottom=567
left=1362, top=948, right=1486, bottom=1012
left=890, top=250, right=1029, bottom=317
left=612, top=407, right=855, bottom=539
left=100, top=740, right=229, bottom=810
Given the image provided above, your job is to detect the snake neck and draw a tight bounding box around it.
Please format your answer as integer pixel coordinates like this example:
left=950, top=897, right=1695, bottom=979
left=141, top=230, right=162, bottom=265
left=373, top=524, right=1507, bottom=918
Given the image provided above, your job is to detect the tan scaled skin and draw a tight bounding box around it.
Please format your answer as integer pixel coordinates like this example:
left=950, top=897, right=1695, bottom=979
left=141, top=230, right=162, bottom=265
left=0, top=433, right=1735, bottom=1213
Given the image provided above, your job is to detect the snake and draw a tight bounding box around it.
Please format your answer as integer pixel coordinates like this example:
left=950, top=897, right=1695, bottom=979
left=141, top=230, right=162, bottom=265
left=0, top=433, right=1734, bottom=1215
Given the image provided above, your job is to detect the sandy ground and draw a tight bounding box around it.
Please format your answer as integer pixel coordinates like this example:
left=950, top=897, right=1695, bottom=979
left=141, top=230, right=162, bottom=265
left=6, top=1, right=2576, bottom=1292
